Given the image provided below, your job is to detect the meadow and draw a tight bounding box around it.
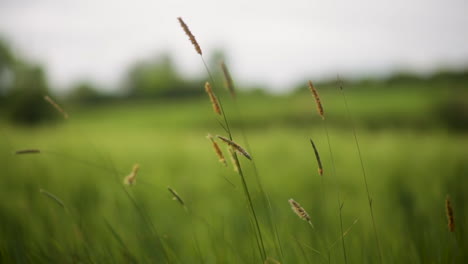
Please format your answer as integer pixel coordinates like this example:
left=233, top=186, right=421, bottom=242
left=0, top=79, right=467, bottom=263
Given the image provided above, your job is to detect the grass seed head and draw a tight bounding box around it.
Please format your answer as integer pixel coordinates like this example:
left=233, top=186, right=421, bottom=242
left=217, top=135, right=252, bottom=160
left=289, top=198, right=313, bottom=227
left=15, top=149, right=41, bottom=155
left=310, top=138, right=323, bottom=176
left=124, top=164, right=140, bottom=186
left=220, top=61, right=236, bottom=98
left=168, top=187, right=185, bottom=206
left=177, top=17, right=202, bottom=55
left=207, top=134, right=226, bottom=166
left=445, top=195, right=455, bottom=232
left=205, top=82, right=222, bottom=115
left=228, top=146, right=240, bottom=173
left=308, top=80, right=324, bottom=120
left=44, top=95, right=69, bottom=119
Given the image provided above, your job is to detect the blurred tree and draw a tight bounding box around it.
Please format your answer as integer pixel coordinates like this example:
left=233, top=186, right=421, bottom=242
left=429, top=69, right=468, bottom=88
left=385, top=71, right=422, bottom=86
left=435, top=95, right=468, bottom=131
left=67, top=81, right=105, bottom=104
left=0, top=38, right=15, bottom=99
left=125, top=54, right=200, bottom=98
left=7, top=63, right=55, bottom=124
left=0, top=38, right=55, bottom=125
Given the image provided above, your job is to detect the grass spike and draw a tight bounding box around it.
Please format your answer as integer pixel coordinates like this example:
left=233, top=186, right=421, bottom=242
left=177, top=17, right=202, bottom=55
left=446, top=195, right=455, bottom=232
left=44, top=95, right=69, bottom=119
left=217, top=135, right=252, bottom=160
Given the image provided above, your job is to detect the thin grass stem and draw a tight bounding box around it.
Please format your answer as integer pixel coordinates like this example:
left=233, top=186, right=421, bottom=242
left=221, top=61, right=283, bottom=261
left=197, top=49, right=266, bottom=262
left=337, top=78, right=382, bottom=263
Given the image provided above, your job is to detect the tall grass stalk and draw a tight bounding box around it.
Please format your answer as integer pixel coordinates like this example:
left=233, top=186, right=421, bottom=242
left=337, top=78, right=382, bottom=263
left=338, top=198, right=347, bottom=263
left=323, top=120, right=348, bottom=264
left=221, top=61, right=284, bottom=261
left=205, top=73, right=266, bottom=261
left=310, top=138, right=327, bottom=207
left=177, top=17, right=266, bottom=261
left=309, top=80, right=348, bottom=264
left=445, top=195, right=459, bottom=262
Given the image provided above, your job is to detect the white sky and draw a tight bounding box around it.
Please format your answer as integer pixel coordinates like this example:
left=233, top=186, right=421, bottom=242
left=0, top=0, right=467, bottom=92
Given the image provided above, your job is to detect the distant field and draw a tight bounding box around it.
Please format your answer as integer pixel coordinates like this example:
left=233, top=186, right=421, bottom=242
left=1, top=87, right=467, bottom=263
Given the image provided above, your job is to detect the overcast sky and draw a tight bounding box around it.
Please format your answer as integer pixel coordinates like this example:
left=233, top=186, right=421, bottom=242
left=1, top=0, right=467, bottom=92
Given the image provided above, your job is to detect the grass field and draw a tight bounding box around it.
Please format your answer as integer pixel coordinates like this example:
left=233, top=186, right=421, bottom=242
left=0, top=85, right=467, bottom=263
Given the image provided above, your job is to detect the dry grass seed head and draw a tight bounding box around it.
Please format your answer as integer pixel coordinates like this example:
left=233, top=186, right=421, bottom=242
left=177, top=17, right=202, bottom=55
left=15, top=149, right=41, bottom=155
left=308, top=81, right=324, bottom=120
left=206, top=134, right=226, bottom=166
left=205, top=82, right=222, bottom=115
left=124, top=164, right=140, bottom=186
left=220, top=61, right=236, bottom=98
left=310, top=138, right=323, bottom=176
left=445, top=195, right=455, bottom=232
left=228, top=146, right=240, bottom=173
left=44, top=95, right=69, bottom=119
left=217, top=135, right=252, bottom=160
left=289, top=198, right=313, bottom=227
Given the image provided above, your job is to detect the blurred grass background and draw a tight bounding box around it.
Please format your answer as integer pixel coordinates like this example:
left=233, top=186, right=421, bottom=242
left=1, top=37, right=468, bottom=263
left=1, top=85, right=468, bottom=263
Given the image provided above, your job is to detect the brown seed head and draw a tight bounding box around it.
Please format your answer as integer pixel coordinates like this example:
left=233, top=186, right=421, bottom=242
left=220, top=61, right=236, bottom=98
left=124, top=164, right=140, bottom=186
left=289, top=198, right=313, bottom=227
left=308, top=81, right=324, bottom=120
left=177, top=17, right=202, bottom=55
left=205, top=82, right=222, bottom=115
left=445, top=195, right=455, bottom=232
left=44, top=95, right=69, bottom=119
left=228, top=146, right=240, bottom=173
left=207, top=134, right=226, bottom=166
left=15, top=149, right=41, bottom=155
left=217, top=135, right=251, bottom=160
left=310, top=138, right=323, bottom=176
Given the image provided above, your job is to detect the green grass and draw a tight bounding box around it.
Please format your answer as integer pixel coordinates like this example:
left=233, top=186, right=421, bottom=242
left=0, top=89, right=467, bottom=263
